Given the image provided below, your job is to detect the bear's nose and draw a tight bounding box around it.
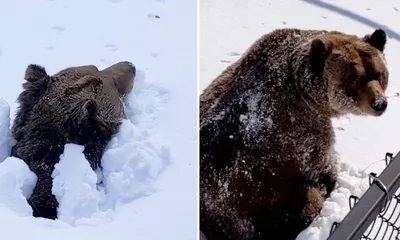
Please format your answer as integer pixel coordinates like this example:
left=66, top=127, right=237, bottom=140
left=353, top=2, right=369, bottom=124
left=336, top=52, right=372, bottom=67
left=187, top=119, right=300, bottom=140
left=127, top=61, right=136, bottom=75
left=371, top=98, right=387, bottom=114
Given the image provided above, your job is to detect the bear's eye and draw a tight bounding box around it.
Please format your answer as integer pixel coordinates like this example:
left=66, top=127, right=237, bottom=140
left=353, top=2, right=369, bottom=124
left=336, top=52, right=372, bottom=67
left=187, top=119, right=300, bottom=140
left=373, top=72, right=381, bottom=80
left=358, top=75, right=367, bottom=83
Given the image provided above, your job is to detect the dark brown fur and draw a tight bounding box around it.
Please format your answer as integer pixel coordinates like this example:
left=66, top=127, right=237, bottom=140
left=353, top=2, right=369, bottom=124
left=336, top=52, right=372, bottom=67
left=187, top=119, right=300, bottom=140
left=11, top=61, right=136, bottom=219
left=200, top=28, right=389, bottom=240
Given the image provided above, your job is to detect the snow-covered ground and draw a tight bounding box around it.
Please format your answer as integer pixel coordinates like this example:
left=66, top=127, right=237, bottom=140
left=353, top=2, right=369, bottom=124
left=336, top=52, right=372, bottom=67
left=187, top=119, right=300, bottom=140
left=0, top=0, right=197, bottom=239
left=200, top=0, right=400, bottom=239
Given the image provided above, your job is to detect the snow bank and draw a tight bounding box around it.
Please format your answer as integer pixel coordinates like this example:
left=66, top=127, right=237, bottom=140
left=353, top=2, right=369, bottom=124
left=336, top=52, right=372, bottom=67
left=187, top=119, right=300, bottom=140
left=52, top=144, right=109, bottom=226
left=296, top=162, right=371, bottom=240
left=0, top=98, right=12, bottom=162
left=0, top=156, right=37, bottom=216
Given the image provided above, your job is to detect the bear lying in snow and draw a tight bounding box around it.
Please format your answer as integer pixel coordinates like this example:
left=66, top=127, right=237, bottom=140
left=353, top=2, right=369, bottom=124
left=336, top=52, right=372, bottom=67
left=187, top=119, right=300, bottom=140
left=200, top=28, right=389, bottom=239
left=11, top=61, right=136, bottom=219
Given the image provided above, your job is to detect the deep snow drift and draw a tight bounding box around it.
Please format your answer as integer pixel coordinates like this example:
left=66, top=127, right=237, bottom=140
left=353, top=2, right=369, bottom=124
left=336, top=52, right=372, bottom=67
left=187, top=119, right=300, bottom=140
left=0, top=0, right=197, bottom=239
left=200, top=0, right=400, bottom=239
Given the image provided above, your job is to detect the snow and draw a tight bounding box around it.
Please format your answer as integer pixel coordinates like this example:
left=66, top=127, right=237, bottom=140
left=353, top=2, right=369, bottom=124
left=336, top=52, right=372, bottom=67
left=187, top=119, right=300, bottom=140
left=200, top=0, right=400, bottom=239
left=0, top=98, right=11, bottom=162
left=0, top=0, right=197, bottom=239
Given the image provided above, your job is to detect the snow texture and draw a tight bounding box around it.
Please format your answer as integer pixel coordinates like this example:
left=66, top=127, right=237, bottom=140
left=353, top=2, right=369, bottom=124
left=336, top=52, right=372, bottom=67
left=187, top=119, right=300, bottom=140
left=0, top=99, right=12, bottom=162
left=0, top=0, right=197, bottom=239
left=201, top=0, right=400, bottom=239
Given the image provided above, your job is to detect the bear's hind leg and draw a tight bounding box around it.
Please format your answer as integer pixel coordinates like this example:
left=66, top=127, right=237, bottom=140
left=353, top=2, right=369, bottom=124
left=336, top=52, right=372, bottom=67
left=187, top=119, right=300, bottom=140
left=268, top=187, right=325, bottom=240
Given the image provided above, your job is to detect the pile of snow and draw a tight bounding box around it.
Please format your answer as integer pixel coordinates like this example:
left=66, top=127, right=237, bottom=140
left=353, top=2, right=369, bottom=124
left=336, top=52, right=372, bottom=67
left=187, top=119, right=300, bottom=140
left=296, top=161, right=373, bottom=240
left=201, top=0, right=400, bottom=239
left=52, top=144, right=107, bottom=226
left=0, top=98, right=12, bottom=162
left=0, top=157, right=37, bottom=216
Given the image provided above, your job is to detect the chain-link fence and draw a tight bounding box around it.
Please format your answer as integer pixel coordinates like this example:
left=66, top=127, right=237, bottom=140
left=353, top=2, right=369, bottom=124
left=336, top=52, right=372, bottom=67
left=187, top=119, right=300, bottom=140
left=328, top=152, right=400, bottom=240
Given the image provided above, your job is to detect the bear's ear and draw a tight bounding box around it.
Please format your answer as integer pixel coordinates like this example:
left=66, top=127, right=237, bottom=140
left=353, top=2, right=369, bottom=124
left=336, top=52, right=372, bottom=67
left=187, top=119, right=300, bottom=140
left=309, top=38, right=331, bottom=72
left=82, top=99, right=98, bottom=119
left=310, top=38, right=331, bottom=57
left=363, top=29, right=387, bottom=52
left=24, top=64, right=48, bottom=82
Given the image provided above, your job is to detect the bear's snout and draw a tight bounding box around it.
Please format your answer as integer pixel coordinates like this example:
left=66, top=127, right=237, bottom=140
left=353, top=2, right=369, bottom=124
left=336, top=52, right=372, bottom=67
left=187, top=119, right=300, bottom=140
left=364, top=80, right=387, bottom=116
left=100, top=61, right=136, bottom=96
left=102, top=61, right=136, bottom=78
left=371, top=97, right=387, bottom=115
left=114, top=61, right=136, bottom=76
left=126, top=61, right=136, bottom=75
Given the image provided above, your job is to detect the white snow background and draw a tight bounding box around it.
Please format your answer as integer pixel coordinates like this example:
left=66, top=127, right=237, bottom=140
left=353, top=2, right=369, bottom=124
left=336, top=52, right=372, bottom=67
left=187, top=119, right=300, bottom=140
left=200, top=0, right=400, bottom=239
left=0, top=0, right=197, bottom=239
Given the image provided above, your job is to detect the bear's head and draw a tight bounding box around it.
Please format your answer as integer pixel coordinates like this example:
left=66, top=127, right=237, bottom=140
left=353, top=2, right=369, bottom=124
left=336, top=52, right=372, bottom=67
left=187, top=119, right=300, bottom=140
left=46, top=61, right=136, bottom=97
left=310, top=29, right=389, bottom=117
left=100, top=61, right=136, bottom=96
left=58, top=62, right=136, bottom=143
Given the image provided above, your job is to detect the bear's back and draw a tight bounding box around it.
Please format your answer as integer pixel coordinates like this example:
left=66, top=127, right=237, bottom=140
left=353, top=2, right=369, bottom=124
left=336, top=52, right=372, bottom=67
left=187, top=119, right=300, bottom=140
left=200, top=29, right=337, bottom=239
left=200, top=28, right=327, bottom=118
left=200, top=29, right=331, bottom=169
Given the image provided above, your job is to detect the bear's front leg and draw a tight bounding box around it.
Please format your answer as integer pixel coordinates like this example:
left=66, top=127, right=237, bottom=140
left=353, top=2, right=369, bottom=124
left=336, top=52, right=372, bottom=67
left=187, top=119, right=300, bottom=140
left=26, top=142, right=65, bottom=219
left=83, top=140, right=108, bottom=171
left=28, top=175, right=59, bottom=219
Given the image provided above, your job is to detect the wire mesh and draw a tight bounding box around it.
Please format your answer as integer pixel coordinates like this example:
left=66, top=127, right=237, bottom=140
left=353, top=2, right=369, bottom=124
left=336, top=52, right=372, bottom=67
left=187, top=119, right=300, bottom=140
left=359, top=189, right=400, bottom=240
left=329, top=152, right=400, bottom=240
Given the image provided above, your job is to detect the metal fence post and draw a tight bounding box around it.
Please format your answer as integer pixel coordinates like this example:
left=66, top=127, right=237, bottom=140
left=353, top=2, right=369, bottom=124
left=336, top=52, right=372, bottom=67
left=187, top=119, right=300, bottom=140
left=328, top=152, right=400, bottom=240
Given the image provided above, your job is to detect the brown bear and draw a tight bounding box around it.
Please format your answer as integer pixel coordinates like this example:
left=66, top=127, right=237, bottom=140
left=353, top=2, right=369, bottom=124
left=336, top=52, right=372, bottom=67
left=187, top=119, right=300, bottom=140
left=200, top=28, right=389, bottom=240
left=11, top=61, right=136, bottom=220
